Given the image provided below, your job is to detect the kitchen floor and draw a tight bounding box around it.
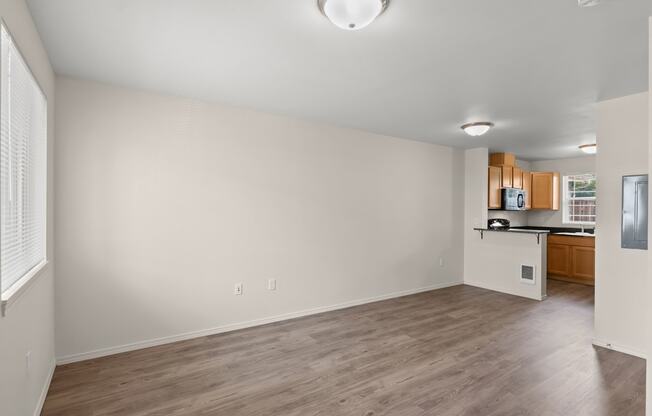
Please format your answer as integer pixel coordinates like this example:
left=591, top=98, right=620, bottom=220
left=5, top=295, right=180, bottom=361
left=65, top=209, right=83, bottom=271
left=42, top=280, right=645, bottom=416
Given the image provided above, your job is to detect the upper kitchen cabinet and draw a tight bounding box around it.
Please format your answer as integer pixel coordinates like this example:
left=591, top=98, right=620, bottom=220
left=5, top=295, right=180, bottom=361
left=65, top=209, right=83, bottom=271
left=489, top=153, right=519, bottom=190
left=489, top=153, right=516, bottom=166
left=512, top=167, right=523, bottom=189
left=488, top=166, right=502, bottom=209
left=531, top=172, right=560, bottom=210
left=488, top=153, right=526, bottom=209
left=501, top=166, right=513, bottom=188
left=522, top=170, right=532, bottom=209
left=487, top=153, right=557, bottom=211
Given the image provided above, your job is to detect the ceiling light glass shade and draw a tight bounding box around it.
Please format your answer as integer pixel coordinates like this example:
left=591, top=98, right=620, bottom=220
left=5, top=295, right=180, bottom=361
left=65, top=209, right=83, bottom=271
left=578, top=0, right=601, bottom=7
left=461, top=122, right=494, bottom=137
left=319, top=0, right=388, bottom=31
left=579, top=144, right=597, bottom=154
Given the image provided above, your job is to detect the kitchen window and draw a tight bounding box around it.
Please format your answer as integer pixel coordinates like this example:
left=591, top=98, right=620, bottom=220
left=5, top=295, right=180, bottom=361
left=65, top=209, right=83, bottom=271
left=563, top=173, right=596, bottom=225
left=0, top=23, right=48, bottom=307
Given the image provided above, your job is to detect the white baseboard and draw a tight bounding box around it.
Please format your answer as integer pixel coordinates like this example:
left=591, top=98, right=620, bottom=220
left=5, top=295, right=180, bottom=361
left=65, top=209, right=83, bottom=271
left=592, top=338, right=647, bottom=359
left=463, top=280, right=544, bottom=301
left=34, top=359, right=56, bottom=416
left=57, top=280, right=463, bottom=365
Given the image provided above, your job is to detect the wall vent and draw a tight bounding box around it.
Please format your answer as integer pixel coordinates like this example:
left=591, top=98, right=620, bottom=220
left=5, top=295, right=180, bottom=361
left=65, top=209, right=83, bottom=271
left=520, top=264, right=536, bottom=285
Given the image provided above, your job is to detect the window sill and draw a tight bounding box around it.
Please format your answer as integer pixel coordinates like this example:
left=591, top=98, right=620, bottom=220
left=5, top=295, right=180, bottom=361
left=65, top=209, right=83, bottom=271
left=1, top=259, right=49, bottom=317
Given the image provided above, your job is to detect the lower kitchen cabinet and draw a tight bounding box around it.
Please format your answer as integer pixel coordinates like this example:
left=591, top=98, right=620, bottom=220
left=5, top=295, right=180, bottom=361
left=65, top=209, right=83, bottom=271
left=547, top=235, right=595, bottom=286
left=570, top=246, right=595, bottom=282
left=547, top=244, right=571, bottom=276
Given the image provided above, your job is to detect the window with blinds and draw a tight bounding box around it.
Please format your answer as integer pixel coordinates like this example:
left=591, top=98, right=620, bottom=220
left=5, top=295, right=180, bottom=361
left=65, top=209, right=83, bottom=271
left=0, top=24, right=47, bottom=297
left=563, top=173, right=596, bottom=225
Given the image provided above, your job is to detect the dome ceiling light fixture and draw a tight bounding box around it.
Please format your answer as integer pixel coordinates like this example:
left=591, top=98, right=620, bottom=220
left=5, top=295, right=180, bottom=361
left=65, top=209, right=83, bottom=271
left=579, top=143, right=597, bottom=154
left=578, top=0, right=602, bottom=7
left=318, top=0, right=390, bottom=31
left=461, top=122, right=494, bottom=137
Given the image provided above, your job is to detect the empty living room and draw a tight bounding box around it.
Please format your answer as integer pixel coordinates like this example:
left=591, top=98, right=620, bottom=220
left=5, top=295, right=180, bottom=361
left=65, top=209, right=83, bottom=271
left=1, top=0, right=651, bottom=415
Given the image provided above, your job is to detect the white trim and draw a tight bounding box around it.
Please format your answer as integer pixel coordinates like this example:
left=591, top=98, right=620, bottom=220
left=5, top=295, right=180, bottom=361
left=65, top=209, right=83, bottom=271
left=56, top=280, right=463, bottom=365
left=592, top=338, right=647, bottom=359
left=562, top=173, right=597, bottom=225
left=463, top=280, right=544, bottom=301
left=34, top=359, right=56, bottom=416
left=1, top=259, right=49, bottom=316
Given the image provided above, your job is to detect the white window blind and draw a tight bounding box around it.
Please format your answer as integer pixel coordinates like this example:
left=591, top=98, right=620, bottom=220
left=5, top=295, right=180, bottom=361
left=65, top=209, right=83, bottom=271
left=0, top=25, right=47, bottom=295
left=563, top=173, right=596, bottom=225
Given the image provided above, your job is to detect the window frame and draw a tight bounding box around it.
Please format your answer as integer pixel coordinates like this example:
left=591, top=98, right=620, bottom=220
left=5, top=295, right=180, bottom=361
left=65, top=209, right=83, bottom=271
left=562, top=173, right=597, bottom=226
left=0, top=20, right=49, bottom=316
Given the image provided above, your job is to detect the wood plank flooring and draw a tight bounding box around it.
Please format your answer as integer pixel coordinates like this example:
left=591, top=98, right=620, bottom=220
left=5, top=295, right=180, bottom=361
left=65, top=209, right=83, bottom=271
left=42, top=281, right=646, bottom=416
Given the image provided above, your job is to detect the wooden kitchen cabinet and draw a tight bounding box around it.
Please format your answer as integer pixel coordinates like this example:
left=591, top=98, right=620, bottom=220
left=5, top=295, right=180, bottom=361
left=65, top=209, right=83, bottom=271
left=547, top=235, right=595, bottom=286
left=547, top=244, right=571, bottom=276
left=531, top=172, right=560, bottom=210
left=501, top=166, right=513, bottom=188
left=570, top=246, right=595, bottom=282
left=487, top=152, right=535, bottom=209
left=512, top=167, right=523, bottom=189
left=522, top=170, right=532, bottom=209
left=489, top=152, right=516, bottom=167
left=488, top=166, right=502, bottom=209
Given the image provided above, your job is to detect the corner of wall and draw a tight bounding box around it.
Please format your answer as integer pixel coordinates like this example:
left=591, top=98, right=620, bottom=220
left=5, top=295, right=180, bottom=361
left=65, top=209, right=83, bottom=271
left=463, top=148, right=489, bottom=284
left=0, top=1, right=57, bottom=415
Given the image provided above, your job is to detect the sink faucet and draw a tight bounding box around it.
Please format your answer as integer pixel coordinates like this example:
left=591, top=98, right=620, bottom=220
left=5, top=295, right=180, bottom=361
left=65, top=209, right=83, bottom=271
left=580, top=224, right=585, bottom=233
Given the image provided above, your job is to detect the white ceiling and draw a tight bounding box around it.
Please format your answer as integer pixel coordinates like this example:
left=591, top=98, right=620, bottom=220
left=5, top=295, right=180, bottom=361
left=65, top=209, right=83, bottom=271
left=26, top=0, right=651, bottom=160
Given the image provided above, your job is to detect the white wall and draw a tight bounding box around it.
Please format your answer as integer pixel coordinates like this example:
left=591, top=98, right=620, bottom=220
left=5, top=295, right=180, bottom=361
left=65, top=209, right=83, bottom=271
left=488, top=210, right=528, bottom=227
left=0, top=1, right=56, bottom=415
left=54, top=77, right=465, bottom=361
left=594, top=92, right=648, bottom=358
left=463, top=148, right=488, bottom=279
left=527, top=156, right=596, bottom=228
left=464, top=148, right=489, bottom=233
left=465, top=231, right=547, bottom=301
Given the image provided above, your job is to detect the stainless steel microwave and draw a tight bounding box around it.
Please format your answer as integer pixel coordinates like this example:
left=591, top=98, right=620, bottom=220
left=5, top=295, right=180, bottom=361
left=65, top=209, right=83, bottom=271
left=502, top=188, right=527, bottom=211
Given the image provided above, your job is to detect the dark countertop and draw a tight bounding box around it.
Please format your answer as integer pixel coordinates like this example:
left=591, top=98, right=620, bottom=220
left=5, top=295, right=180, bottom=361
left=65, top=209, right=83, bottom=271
left=504, top=225, right=595, bottom=235
left=475, top=225, right=595, bottom=238
left=473, top=227, right=550, bottom=235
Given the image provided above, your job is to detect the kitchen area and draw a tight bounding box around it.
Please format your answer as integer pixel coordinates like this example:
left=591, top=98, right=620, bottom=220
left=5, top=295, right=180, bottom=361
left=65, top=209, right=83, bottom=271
left=485, top=152, right=596, bottom=287
left=464, top=149, right=597, bottom=302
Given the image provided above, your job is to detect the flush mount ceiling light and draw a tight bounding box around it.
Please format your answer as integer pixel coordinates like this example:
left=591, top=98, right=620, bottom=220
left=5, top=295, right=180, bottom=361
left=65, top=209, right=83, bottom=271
left=461, top=122, right=494, bottom=137
left=318, top=0, right=389, bottom=31
left=578, top=0, right=602, bottom=7
left=579, top=144, right=597, bottom=154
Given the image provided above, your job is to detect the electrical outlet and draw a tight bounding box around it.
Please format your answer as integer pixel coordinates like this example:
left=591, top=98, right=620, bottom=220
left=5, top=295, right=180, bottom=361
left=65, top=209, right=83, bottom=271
left=267, top=279, right=277, bottom=291
left=439, top=258, right=445, bottom=268
left=25, top=351, right=31, bottom=372
left=234, top=283, right=243, bottom=296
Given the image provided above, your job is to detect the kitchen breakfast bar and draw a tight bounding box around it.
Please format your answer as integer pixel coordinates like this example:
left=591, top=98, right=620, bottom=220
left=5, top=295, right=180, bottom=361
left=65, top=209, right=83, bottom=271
left=465, top=228, right=549, bottom=301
